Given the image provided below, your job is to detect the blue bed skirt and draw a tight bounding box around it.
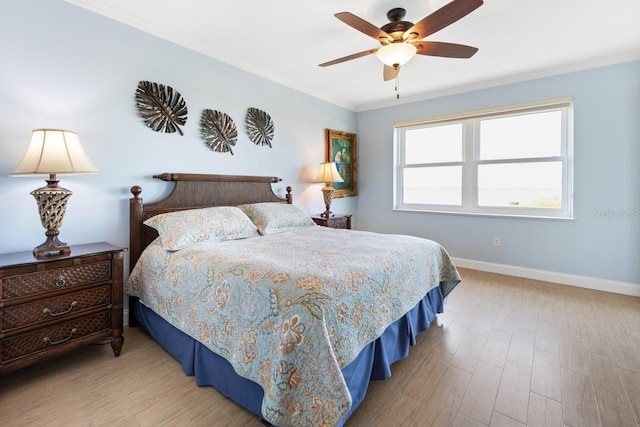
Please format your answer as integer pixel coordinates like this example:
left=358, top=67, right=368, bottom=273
left=132, top=284, right=445, bottom=426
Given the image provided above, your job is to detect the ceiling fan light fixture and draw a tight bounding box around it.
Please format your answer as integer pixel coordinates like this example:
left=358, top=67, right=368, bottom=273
left=376, top=43, right=417, bottom=67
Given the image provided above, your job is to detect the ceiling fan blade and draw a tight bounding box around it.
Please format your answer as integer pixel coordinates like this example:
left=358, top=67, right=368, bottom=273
left=335, top=12, right=392, bottom=42
left=383, top=65, right=399, bottom=81
left=319, top=48, right=379, bottom=67
left=414, top=41, right=478, bottom=58
left=404, top=0, right=483, bottom=40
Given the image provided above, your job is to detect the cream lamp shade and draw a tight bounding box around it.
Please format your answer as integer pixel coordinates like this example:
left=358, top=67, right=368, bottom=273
left=11, top=129, right=99, bottom=258
left=315, top=161, right=344, bottom=184
left=12, top=129, right=99, bottom=175
left=376, top=43, right=417, bottom=67
left=314, top=162, right=344, bottom=218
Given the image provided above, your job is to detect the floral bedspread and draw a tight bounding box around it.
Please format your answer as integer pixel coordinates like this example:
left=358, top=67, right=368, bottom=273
left=126, top=227, right=460, bottom=427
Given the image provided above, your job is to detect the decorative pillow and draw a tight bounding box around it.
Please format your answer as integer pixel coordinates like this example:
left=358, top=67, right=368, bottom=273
left=144, top=206, right=259, bottom=251
left=239, top=202, right=315, bottom=235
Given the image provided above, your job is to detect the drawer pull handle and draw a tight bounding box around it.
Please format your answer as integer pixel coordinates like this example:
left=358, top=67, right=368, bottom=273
left=55, top=275, right=66, bottom=287
left=43, top=328, right=77, bottom=346
left=43, top=301, right=78, bottom=317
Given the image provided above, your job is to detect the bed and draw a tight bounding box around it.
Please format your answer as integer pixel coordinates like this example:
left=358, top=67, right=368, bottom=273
left=126, top=173, right=460, bottom=427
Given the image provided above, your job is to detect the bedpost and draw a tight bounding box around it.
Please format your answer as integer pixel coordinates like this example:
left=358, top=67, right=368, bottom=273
left=129, top=186, right=143, bottom=271
left=286, top=186, right=293, bottom=204
left=128, top=185, right=143, bottom=327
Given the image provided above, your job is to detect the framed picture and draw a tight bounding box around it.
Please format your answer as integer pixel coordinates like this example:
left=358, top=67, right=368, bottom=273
left=325, top=129, right=357, bottom=198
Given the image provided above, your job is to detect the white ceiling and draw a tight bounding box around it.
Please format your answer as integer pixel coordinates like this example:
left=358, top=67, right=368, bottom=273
left=67, top=0, right=640, bottom=112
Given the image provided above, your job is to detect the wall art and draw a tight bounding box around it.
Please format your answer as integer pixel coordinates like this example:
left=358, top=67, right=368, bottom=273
left=326, top=129, right=357, bottom=198
left=135, top=80, right=188, bottom=136
left=200, top=109, right=237, bottom=155
left=246, top=107, right=274, bottom=148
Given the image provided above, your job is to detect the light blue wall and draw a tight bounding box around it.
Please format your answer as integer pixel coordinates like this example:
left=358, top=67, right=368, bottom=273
left=357, top=60, right=640, bottom=284
left=0, top=0, right=356, bottom=268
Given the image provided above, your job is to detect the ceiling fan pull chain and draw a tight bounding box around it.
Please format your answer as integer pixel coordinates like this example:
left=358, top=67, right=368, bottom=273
left=395, top=74, right=400, bottom=99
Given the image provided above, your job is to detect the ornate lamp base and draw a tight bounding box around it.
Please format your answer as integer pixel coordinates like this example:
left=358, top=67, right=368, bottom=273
left=31, top=175, right=72, bottom=258
left=321, top=185, right=335, bottom=218
left=34, top=229, right=71, bottom=258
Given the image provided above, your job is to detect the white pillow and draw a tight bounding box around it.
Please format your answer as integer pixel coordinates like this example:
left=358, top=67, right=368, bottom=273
left=144, top=206, right=259, bottom=251
left=238, top=202, right=315, bottom=235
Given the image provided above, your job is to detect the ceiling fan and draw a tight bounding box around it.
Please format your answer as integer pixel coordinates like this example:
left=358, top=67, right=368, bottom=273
left=319, top=0, right=483, bottom=82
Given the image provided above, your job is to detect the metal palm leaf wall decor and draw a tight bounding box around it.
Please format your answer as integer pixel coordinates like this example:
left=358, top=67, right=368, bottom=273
left=246, top=107, right=275, bottom=148
left=200, top=109, right=238, bottom=155
left=135, top=81, right=188, bottom=136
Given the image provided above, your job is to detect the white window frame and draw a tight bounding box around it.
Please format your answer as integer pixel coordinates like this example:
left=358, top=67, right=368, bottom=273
left=393, top=97, right=574, bottom=219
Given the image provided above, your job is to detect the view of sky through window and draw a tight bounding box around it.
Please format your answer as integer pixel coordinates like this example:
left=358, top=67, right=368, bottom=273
left=396, top=99, right=571, bottom=217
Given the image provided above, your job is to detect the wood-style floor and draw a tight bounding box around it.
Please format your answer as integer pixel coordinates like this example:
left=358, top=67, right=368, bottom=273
left=1, top=268, right=639, bottom=427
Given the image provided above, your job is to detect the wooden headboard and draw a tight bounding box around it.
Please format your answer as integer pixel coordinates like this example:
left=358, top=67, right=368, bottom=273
left=129, top=173, right=292, bottom=272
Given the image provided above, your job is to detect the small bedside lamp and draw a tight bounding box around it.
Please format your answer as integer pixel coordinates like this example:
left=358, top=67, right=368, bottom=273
left=11, top=129, right=99, bottom=258
left=314, top=162, right=344, bottom=218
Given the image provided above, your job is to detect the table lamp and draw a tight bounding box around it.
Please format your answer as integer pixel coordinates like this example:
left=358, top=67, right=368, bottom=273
left=314, top=162, right=344, bottom=218
left=11, top=129, right=99, bottom=258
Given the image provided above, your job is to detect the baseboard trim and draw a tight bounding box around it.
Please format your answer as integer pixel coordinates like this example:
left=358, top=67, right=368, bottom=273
left=452, top=257, right=640, bottom=297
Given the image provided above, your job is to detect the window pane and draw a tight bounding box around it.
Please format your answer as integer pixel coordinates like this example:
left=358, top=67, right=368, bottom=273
left=479, top=111, right=561, bottom=160
left=403, top=166, right=461, bottom=205
left=405, top=123, right=462, bottom=164
left=478, top=162, right=562, bottom=209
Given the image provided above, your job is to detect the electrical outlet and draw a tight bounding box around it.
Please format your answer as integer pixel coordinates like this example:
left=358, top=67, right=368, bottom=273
left=493, top=237, right=501, bottom=247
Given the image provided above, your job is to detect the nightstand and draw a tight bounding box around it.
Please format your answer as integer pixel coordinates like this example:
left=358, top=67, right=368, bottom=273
left=311, top=214, right=352, bottom=230
left=0, top=242, right=125, bottom=374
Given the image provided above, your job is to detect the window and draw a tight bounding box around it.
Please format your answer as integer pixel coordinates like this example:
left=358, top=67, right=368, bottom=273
left=394, top=97, right=573, bottom=218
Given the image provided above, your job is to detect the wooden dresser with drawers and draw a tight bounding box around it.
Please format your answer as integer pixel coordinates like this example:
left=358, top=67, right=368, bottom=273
left=311, top=213, right=352, bottom=229
left=0, top=242, right=124, bottom=374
